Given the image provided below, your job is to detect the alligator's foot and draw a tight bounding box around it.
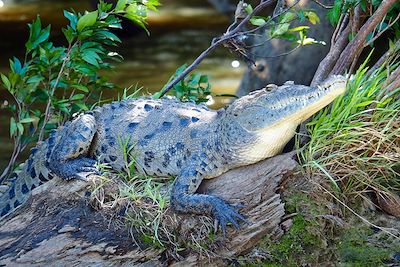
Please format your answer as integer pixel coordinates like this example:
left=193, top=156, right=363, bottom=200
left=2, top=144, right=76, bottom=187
left=211, top=197, right=247, bottom=235
left=52, top=157, right=99, bottom=181
left=171, top=192, right=247, bottom=235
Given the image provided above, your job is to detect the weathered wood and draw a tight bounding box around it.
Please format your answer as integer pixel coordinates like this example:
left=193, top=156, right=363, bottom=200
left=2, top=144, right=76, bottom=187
left=0, top=153, right=298, bottom=266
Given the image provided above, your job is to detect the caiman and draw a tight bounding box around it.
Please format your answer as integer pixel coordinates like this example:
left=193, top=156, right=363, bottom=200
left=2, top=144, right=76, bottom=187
left=0, top=75, right=346, bottom=231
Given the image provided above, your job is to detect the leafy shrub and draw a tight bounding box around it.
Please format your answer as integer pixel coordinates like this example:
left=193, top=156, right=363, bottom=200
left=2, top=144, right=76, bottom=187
left=0, top=0, right=159, bottom=180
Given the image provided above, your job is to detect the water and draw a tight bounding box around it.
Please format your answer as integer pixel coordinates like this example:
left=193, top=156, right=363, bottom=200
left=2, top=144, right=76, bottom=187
left=0, top=0, right=245, bottom=169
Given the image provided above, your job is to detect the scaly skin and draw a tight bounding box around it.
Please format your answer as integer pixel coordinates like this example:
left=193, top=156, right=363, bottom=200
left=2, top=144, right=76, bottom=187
left=0, top=75, right=347, bottom=231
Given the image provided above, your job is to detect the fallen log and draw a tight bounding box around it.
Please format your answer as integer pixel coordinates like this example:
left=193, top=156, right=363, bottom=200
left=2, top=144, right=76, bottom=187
left=0, top=153, right=298, bottom=266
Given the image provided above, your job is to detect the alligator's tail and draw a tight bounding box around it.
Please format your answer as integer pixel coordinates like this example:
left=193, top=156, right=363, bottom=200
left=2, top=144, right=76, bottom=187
left=0, top=127, right=63, bottom=221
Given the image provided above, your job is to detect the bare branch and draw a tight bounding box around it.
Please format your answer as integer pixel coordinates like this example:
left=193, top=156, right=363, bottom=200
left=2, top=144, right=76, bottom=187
left=364, top=12, right=400, bottom=47
left=38, top=43, right=74, bottom=141
left=311, top=0, right=333, bottom=9
left=159, top=0, right=300, bottom=97
left=331, top=0, right=399, bottom=75
left=311, top=23, right=351, bottom=86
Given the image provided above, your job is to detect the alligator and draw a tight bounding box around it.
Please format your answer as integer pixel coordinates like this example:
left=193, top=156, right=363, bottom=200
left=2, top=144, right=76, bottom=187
left=0, top=75, right=346, bottom=231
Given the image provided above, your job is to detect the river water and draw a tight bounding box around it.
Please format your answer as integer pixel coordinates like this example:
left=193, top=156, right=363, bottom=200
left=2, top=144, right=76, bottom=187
left=0, top=0, right=245, bottom=170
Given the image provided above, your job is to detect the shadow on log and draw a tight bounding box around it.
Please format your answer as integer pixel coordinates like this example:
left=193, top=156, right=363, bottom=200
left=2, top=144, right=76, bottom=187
left=0, top=153, right=298, bottom=266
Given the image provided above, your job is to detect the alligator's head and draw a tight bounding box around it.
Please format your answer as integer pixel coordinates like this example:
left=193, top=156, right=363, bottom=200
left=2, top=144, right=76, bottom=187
left=223, top=75, right=347, bottom=164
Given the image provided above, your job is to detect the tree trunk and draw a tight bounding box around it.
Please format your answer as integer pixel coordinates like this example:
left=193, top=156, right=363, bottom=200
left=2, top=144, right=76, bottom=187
left=0, top=153, right=298, bottom=266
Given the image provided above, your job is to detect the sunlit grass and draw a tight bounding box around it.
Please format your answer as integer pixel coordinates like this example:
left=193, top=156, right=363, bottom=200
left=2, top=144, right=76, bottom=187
left=299, top=60, right=400, bottom=206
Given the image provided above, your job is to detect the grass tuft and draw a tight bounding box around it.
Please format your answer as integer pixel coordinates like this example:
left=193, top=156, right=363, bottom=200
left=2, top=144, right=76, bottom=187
left=300, top=60, right=400, bottom=207
left=89, top=139, right=219, bottom=257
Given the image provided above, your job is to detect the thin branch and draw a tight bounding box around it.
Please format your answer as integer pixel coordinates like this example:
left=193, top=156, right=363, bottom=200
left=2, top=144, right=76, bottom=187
left=159, top=0, right=299, bottom=97
left=311, top=23, right=351, bottom=86
left=38, top=43, right=74, bottom=141
left=249, top=44, right=301, bottom=58
left=331, top=0, right=399, bottom=75
left=311, top=0, right=333, bottom=9
left=364, top=12, right=400, bottom=47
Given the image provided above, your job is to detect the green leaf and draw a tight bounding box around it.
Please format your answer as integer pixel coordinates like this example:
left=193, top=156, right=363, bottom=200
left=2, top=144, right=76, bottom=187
left=10, top=117, right=17, bottom=137
left=115, top=0, right=127, bottom=12
left=82, top=50, right=101, bottom=67
left=71, top=84, right=89, bottom=92
left=152, top=92, right=162, bottom=99
left=305, top=11, right=320, bottom=25
left=62, top=27, right=75, bottom=44
left=10, top=57, right=22, bottom=74
left=17, top=122, right=24, bottom=135
left=64, top=10, right=78, bottom=30
left=272, top=23, right=290, bottom=36
left=288, top=26, right=310, bottom=32
left=245, top=4, right=253, bottom=14
left=70, top=94, right=85, bottom=101
left=1, top=74, right=11, bottom=90
left=250, top=17, right=266, bottom=26
left=97, top=30, right=121, bottom=42
left=280, top=12, right=296, bottom=23
left=327, top=0, right=342, bottom=25
left=27, top=75, right=44, bottom=84
left=20, top=117, right=36, bottom=123
left=77, top=10, right=98, bottom=32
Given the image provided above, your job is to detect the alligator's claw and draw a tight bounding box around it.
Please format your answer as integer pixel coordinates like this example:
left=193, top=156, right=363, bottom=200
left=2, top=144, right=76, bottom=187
left=212, top=197, right=247, bottom=235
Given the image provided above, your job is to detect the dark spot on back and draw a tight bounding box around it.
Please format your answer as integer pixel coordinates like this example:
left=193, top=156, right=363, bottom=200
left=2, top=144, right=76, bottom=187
left=39, top=173, right=48, bottom=182
left=13, top=200, right=21, bottom=208
left=101, top=145, right=107, bottom=153
left=1, top=204, right=11, bottom=217
left=31, top=184, right=37, bottom=190
left=144, top=133, right=155, bottom=140
left=9, top=184, right=15, bottom=199
left=31, top=147, right=38, bottom=155
left=162, top=121, right=172, bottom=130
left=180, top=118, right=190, bottom=127
left=201, top=140, right=208, bottom=148
left=176, top=142, right=185, bottom=150
left=27, top=157, right=33, bottom=171
left=138, top=140, right=148, bottom=146
left=168, top=147, right=177, bottom=155
left=110, top=155, right=117, bottom=162
left=30, top=167, right=36, bottom=178
left=144, top=104, right=153, bottom=111
left=128, top=122, right=139, bottom=130
left=145, top=151, right=155, bottom=158
left=176, top=160, right=182, bottom=168
left=21, top=184, right=29, bottom=194
left=190, top=130, right=198, bottom=139
left=107, top=136, right=116, bottom=146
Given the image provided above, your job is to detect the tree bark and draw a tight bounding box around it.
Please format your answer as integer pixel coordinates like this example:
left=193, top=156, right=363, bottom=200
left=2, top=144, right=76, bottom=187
left=0, top=153, right=298, bottom=266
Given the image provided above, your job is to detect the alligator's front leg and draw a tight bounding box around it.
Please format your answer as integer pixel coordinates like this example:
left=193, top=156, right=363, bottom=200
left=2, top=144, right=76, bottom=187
left=171, top=164, right=246, bottom=234
left=48, top=113, right=98, bottom=180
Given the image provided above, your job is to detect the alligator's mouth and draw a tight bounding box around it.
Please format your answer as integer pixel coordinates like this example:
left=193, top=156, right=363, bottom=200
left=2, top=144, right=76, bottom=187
left=264, top=78, right=347, bottom=127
